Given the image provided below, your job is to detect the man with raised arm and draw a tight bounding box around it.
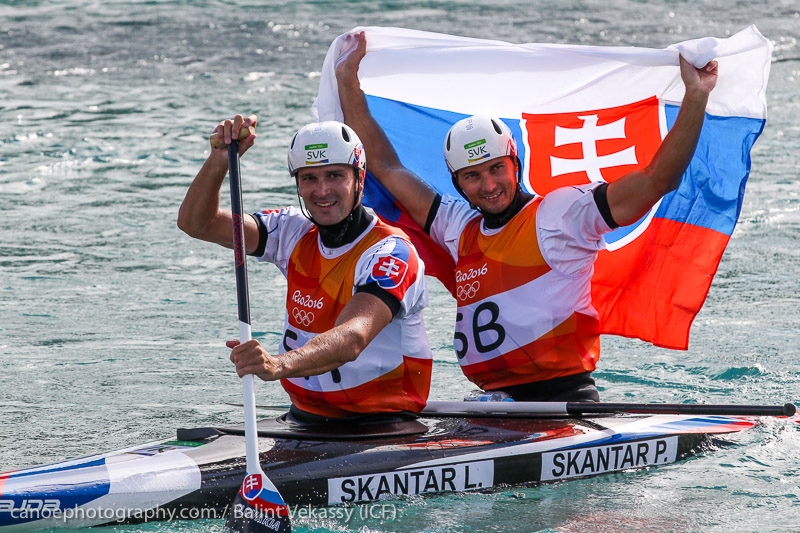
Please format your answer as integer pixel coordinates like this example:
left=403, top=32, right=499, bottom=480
left=336, top=31, right=718, bottom=402
left=178, top=116, right=432, bottom=421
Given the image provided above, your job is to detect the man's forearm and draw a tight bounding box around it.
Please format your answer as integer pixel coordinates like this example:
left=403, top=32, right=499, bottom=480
left=647, top=88, right=709, bottom=193
left=177, top=155, right=232, bottom=245
left=271, top=324, right=363, bottom=380
left=338, top=71, right=404, bottom=173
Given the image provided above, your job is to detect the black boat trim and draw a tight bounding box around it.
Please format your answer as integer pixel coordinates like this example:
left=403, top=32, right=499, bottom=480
left=179, top=414, right=429, bottom=441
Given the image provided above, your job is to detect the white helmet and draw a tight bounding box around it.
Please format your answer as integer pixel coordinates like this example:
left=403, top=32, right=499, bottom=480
left=443, top=115, right=517, bottom=174
left=287, top=121, right=366, bottom=177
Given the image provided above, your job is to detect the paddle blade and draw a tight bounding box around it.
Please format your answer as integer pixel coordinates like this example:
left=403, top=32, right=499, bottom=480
left=225, top=472, right=290, bottom=533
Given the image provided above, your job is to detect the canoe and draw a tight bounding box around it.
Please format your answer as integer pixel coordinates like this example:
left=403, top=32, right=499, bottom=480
left=4, top=401, right=791, bottom=531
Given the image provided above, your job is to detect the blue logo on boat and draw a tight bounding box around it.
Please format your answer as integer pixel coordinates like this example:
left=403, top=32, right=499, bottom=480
left=0, top=458, right=111, bottom=527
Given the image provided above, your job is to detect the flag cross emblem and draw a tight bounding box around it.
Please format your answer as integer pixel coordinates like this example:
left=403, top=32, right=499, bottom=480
left=242, top=473, right=263, bottom=501
left=371, top=254, right=409, bottom=289
left=522, top=96, right=664, bottom=196
left=379, top=258, right=401, bottom=277
left=551, top=115, right=639, bottom=182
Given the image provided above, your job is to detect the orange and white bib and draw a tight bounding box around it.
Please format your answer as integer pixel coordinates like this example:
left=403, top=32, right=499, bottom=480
left=430, top=184, right=610, bottom=390
left=254, top=207, right=432, bottom=417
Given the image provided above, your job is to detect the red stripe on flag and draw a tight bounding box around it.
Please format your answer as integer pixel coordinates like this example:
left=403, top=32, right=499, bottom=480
left=593, top=217, right=730, bottom=349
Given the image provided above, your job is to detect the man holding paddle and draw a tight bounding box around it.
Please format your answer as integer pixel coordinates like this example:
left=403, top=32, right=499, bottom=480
left=336, top=31, right=718, bottom=403
left=178, top=118, right=433, bottom=421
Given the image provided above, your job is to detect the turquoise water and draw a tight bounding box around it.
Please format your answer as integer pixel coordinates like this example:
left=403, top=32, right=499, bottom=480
left=1, top=1, right=799, bottom=531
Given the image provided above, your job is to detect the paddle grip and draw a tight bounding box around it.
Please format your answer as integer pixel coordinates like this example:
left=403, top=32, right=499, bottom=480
left=210, top=125, right=255, bottom=149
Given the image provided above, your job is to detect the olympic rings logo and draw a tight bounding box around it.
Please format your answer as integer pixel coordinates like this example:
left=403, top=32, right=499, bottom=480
left=292, top=307, right=315, bottom=326
left=456, top=281, right=480, bottom=301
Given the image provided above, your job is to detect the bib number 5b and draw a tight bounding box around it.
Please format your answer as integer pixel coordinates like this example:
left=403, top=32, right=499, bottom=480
left=454, top=301, right=506, bottom=358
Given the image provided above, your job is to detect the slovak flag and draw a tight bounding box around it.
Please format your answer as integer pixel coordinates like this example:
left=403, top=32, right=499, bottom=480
left=312, top=26, right=770, bottom=350
left=238, top=473, right=288, bottom=515
left=367, top=238, right=414, bottom=293
left=241, top=473, right=263, bottom=501
left=370, top=254, right=409, bottom=289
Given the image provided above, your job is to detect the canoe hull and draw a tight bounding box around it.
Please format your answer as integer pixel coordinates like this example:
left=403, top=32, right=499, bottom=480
left=0, top=413, right=755, bottom=530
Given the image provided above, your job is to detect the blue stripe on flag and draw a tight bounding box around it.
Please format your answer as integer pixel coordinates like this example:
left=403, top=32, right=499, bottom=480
left=363, top=95, right=528, bottom=198
left=657, top=105, right=765, bottom=235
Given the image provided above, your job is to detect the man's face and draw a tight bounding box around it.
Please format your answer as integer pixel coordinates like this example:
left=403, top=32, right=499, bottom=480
left=455, top=156, right=517, bottom=214
left=296, top=163, right=360, bottom=225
